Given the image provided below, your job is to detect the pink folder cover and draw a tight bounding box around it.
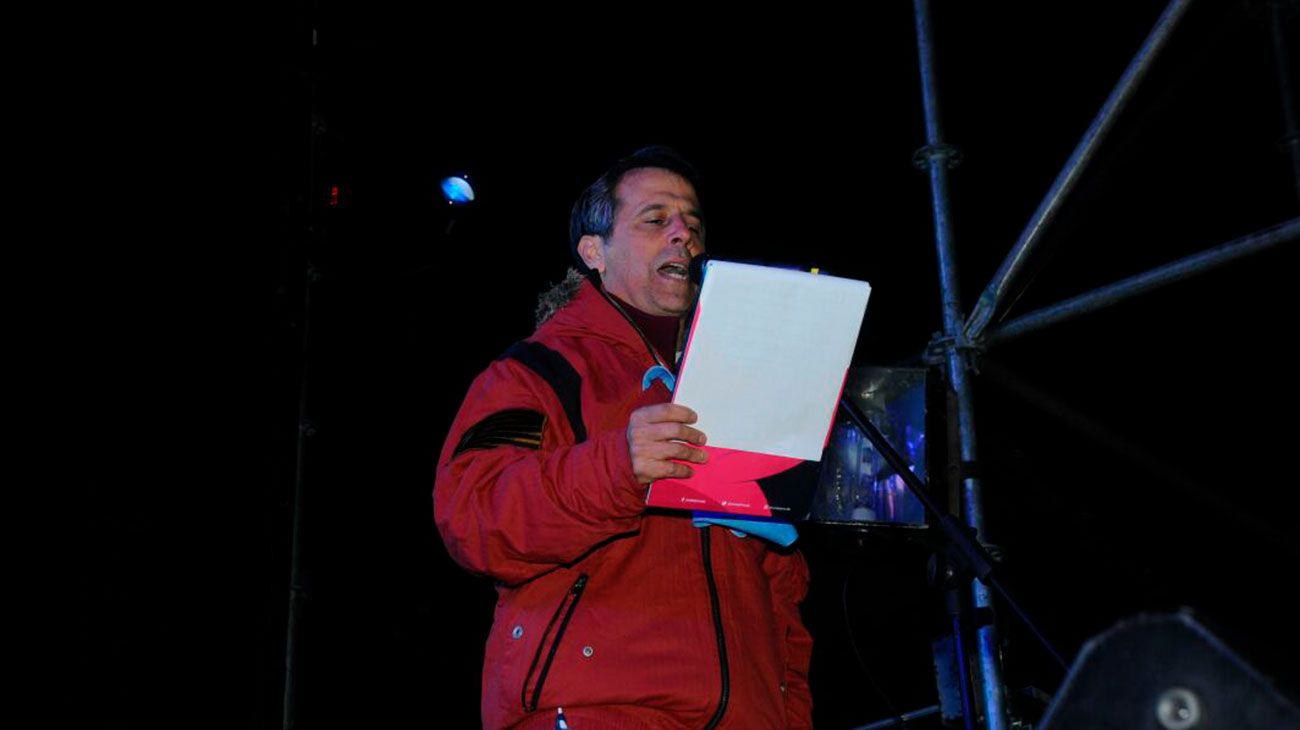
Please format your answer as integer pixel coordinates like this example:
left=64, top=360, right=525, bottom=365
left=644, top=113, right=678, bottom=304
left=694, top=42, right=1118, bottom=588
left=646, top=267, right=855, bottom=518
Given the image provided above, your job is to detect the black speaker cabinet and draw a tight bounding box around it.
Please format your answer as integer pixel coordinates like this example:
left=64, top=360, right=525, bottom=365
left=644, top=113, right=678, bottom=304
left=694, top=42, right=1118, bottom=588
left=1039, top=612, right=1299, bottom=730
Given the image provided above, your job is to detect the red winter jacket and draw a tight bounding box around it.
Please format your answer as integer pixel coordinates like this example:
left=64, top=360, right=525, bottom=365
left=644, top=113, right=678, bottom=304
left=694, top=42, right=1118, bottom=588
left=434, top=280, right=813, bottom=729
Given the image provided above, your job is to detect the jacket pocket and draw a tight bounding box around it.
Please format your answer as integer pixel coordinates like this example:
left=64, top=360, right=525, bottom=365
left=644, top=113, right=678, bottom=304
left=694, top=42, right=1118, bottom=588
left=521, top=572, right=589, bottom=712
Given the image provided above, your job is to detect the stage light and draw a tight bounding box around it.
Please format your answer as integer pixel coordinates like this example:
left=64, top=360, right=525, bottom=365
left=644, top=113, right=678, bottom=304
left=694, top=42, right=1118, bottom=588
left=440, top=175, right=475, bottom=205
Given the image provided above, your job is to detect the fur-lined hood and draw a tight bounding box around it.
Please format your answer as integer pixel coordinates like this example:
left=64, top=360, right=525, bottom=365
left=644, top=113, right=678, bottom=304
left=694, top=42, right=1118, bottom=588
left=534, top=267, right=589, bottom=328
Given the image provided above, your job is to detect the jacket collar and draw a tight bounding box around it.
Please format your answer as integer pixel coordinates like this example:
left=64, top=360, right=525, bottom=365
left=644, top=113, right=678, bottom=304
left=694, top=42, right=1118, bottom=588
left=540, top=277, right=668, bottom=367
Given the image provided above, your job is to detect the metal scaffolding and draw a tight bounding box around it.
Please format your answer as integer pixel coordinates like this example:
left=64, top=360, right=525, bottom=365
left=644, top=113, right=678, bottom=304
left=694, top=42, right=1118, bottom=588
left=906, top=1, right=1299, bottom=728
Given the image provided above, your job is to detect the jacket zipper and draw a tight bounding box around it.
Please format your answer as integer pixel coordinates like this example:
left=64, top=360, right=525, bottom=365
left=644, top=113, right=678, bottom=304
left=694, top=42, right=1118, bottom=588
left=521, top=573, right=589, bottom=712
left=603, top=284, right=731, bottom=724
left=701, top=528, right=730, bottom=729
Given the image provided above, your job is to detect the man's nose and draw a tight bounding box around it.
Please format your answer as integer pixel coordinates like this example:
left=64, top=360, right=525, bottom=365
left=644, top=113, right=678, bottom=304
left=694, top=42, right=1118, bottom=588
left=666, top=216, right=702, bottom=254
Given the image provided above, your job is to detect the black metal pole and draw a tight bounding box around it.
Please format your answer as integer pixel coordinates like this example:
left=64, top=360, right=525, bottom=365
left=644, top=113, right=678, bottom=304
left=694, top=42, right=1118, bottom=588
left=1269, top=0, right=1300, bottom=206
left=964, top=0, right=1194, bottom=340
left=912, top=1, right=1012, bottom=726
left=282, top=4, right=320, bottom=728
left=985, top=217, right=1300, bottom=347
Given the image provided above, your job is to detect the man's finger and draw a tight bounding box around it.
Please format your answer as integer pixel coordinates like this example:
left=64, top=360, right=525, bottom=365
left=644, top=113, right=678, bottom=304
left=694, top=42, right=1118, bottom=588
left=650, top=461, right=694, bottom=480
left=645, top=441, right=708, bottom=465
left=632, top=403, right=698, bottom=425
left=636, top=422, right=707, bottom=446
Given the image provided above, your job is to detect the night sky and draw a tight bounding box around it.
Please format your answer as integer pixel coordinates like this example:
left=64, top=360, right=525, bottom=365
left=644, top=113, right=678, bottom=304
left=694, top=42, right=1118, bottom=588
left=55, top=2, right=1298, bottom=728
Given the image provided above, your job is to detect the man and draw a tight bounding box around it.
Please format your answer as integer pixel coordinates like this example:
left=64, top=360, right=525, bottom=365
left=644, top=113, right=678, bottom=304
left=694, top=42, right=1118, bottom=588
left=434, top=147, right=813, bottom=729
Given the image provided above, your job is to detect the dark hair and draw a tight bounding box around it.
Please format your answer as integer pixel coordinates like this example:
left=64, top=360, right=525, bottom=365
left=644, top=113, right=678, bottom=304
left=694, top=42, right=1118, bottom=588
left=568, top=145, right=704, bottom=276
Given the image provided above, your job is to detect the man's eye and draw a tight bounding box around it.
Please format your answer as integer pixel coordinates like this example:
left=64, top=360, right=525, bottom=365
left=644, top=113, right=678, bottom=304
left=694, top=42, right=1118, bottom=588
left=646, top=218, right=665, bottom=225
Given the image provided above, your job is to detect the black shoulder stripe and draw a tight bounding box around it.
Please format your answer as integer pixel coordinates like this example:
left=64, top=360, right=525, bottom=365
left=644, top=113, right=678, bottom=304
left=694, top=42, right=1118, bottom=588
left=499, top=341, right=587, bottom=444
left=453, top=408, right=546, bottom=457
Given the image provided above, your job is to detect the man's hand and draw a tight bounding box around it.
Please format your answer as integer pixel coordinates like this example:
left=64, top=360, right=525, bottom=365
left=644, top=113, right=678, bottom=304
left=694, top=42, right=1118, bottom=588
left=627, top=404, right=709, bottom=484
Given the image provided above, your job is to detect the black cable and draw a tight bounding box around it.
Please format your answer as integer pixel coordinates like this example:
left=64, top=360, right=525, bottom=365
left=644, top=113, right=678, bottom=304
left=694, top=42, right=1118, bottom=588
left=842, top=562, right=908, bottom=726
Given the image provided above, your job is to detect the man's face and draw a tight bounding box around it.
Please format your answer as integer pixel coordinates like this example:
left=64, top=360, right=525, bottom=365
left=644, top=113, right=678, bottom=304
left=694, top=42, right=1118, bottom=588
left=581, top=167, right=705, bottom=317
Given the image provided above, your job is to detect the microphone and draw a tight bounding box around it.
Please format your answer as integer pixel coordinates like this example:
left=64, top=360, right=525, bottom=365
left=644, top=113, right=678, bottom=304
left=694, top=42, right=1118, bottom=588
left=688, top=253, right=711, bottom=285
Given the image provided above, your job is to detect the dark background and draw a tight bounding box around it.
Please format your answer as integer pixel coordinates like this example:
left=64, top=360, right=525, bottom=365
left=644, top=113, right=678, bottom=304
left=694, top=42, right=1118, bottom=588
left=52, top=1, right=1298, bottom=727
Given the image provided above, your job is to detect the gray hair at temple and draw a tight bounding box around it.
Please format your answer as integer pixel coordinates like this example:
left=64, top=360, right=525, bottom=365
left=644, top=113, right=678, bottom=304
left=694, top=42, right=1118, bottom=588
left=568, top=145, right=706, bottom=278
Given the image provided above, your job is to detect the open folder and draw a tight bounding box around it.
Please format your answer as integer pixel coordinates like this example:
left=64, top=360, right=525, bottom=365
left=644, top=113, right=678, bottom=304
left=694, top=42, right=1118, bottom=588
left=646, top=260, right=872, bottom=519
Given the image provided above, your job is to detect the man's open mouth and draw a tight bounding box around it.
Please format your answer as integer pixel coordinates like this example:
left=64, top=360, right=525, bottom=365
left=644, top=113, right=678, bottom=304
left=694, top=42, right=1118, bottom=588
left=659, top=262, right=689, bottom=280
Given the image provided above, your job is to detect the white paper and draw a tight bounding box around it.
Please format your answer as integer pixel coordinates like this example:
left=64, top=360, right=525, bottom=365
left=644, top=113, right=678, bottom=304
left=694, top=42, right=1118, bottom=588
left=672, top=260, right=871, bottom=462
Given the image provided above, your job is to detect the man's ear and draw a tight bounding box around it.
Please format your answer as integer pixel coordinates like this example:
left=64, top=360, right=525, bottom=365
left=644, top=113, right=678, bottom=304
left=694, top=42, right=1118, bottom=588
left=577, top=234, right=606, bottom=274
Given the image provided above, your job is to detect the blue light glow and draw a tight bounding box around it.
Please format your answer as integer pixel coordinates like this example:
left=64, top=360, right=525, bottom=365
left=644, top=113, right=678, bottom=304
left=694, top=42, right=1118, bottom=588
left=440, top=176, right=475, bottom=205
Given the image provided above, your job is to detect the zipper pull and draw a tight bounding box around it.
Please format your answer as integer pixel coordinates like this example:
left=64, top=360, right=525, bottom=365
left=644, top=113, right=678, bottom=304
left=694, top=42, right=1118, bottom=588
left=555, top=706, right=570, bottom=729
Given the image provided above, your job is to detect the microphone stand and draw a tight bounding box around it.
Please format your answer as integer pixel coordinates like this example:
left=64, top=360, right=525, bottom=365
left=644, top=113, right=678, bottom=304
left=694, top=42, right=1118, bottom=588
left=688, top=253, right=1067, bottom=722
left=837, top=394, right=1070, bottom=726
